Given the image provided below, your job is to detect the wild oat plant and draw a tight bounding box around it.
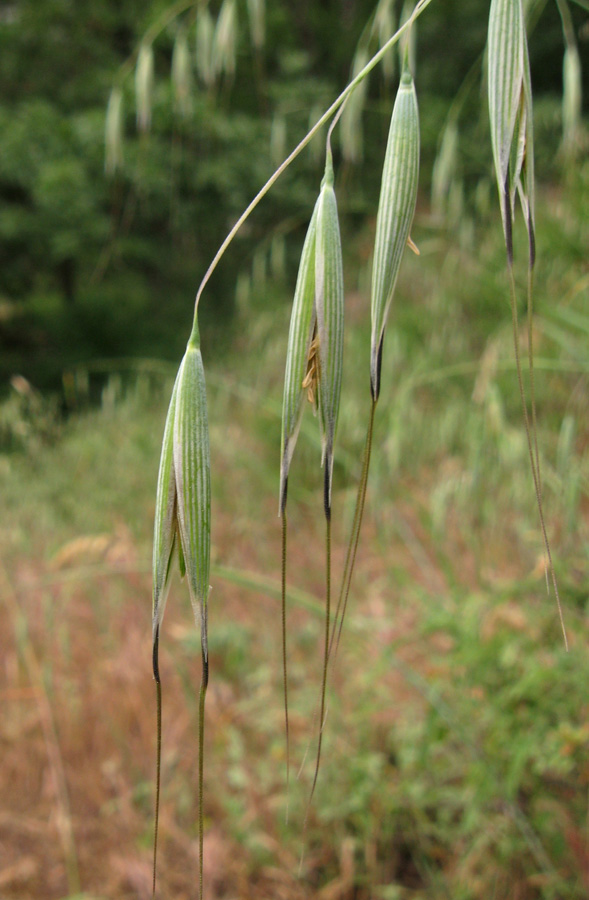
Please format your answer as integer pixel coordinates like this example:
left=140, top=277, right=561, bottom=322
left=112, top=0, right=585, bottom=894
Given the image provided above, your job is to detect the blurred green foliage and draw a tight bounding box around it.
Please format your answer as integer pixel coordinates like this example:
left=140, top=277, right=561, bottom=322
left=0, top=0, right=587, bottom=392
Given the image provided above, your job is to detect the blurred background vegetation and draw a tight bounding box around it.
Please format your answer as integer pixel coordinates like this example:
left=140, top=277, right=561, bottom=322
left=0, top=0, right=588, bottom=898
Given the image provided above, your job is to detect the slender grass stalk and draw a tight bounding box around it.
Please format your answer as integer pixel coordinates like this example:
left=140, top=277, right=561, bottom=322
left=507, top=267, right=568, bottom=649
left=488, top=0, right=567, bottom=646
left=198, top=641, right=209, bottom=900
left=152, top=625, right=162, bottom=897
left=151, top=317, right=211, bottom=894
left=330, top=396, right=377, bottom=662
left=307, top=470, right=333, bottom=810
left=280, top=490, right=290, bottom=821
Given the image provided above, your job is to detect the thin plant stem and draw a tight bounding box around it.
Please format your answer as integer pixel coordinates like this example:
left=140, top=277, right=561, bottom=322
left=281, top=498, right=290, bottom=822
left=527, top=263, right=544, bottom=525
left=152, top=625, right=162, bottom=897
left=191, top=0, right=436, bottom=328
left=198, top=649, right=209, bottom=900
left=507, top=264, right=568, bottom=649
left=330, top=396, right=377, bottom=663
left=306, top=468, right=333, bottom=817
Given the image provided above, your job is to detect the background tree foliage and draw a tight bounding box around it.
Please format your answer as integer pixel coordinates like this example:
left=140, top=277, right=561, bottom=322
left=0, top=0, right=586, bottom=391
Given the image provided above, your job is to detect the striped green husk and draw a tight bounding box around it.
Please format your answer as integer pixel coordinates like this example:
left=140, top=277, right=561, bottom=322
left=279, top=202, right=319, bottom=513
left=488, top=0, right=535, bottom=262
left=152, top=326, right=211, bottom=638
left=315, top=150, right=344, bottom=510
left=370, top=65, right=419, bottom=400
left=151, top=320, right=211, bottom=897
left=152, top=376, right=179, bottom=637
left=173, top=339, right=211, bottom=639
left=135, top=42, right=154, bottom=133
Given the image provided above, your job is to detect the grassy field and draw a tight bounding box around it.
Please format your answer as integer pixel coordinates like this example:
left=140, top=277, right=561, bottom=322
left=1, top=172, right=589, bottom=899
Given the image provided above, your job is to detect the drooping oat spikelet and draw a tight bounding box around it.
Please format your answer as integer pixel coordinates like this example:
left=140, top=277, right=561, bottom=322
left=488, top=0, right=568, bottom=647
left=370, top=61, right=419, bottom=400
left=172, top=29, right=192, bottom=117
left=105, top=86, right=123, bottom=176
left=555, top=0, right=582, bottom=159
left=487, top=0, right=534, bottom=263
left=279, top=149, right=344, bottom=513
left=278, top=195, right=318, bottom=816
left=173, top=338, right=211, bottom=630
left=279, top=147, right=344, bottom=818
left=196, top=6, right=215, bottom=88
left=247, top=0, right=265, bottom=50
left=315, top=149, right=344, bottom=512
left=329, top=60, right=419, bottom=674
left=213, top=0, right=237, bottom=80
left=135, top=43, right=154, bottom=134
left=279, top=203, right=319, bottom=513
left=151, top=319, right=211, bottom=898
left=562, top=44, right=582, bottom=157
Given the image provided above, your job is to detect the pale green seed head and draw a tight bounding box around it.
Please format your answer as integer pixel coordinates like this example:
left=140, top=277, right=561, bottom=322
left=370, top=64, right=419, bottom=400
left=173, top=337, right=211, bottom=624
left=315, top=150, right=344, bottom=508
left=135, top=42, right=154, bottom=134
left=247, top=0, right=265, bottom=50
left=172, top=30, right=192, bottom=117
left=196, top=6, right=215, bottom=88
left=213, top=0, right=237, bottom=80
left=105, top=87, right=123, bottom=176
left=279, top=151, right=344, bottom=513
left=152, top=374, right=180, bottom=638
left=563, top=44, right=582, bottom=156
left=279, top=200, right=319, bottom=512
left=487, top=0, right=536, bottom=261
left=152, top=325, right=211, bottom=651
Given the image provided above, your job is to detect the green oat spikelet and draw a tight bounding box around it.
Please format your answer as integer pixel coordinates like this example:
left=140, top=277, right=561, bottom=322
left=135, top=42, right=154, bottom=134
left=279, top=202, right=319, bottom=514
left=213, top=0, right=238, bottom=80
left=247, top=0, right=265, bottom=50
left=370, top=59, right=419, bottom=400
left=278, top=191, right=319, bottom=816
left=172, top=29, right=192, bottom=117
left=330, top=58, right=419, bottom=668
left=105, top=86, right=123, bottom=176
left=151, top=318, right=211, bottom=898
left=315, top=147, right=344, bottom=511
left=487, top=0, right=535, bottom=263
left=279, top=146, right=344, bottom=817
left=196, top=6, right=215, bottom=88
left=487, top=0, right=568, bottom=648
